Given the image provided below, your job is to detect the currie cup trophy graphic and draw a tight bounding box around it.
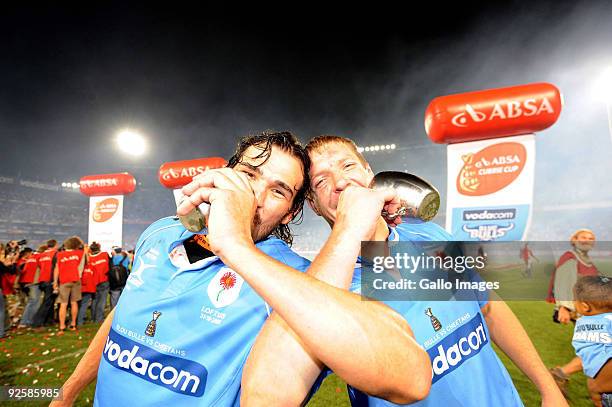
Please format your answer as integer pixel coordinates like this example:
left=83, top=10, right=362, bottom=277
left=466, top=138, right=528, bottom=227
left=425, top=308, right=442, bottom=332
left=145, top=311, right=162, bottom=337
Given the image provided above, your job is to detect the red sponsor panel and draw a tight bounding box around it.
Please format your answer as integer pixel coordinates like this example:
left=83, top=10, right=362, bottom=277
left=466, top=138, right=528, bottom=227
left=158, top=157, right=226, bottom=189
left=92, top=198, right=120, bottom=223
left=456, top=142, right=527, bottom=196
left=425, top=83, right=562, bottom=144
left=80, top=173, right=136, bottom=196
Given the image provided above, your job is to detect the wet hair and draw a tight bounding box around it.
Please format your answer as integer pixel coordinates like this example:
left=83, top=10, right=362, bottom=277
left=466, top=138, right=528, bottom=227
left=305, top=135, right=367, bottom=167
left=574, top=275, right=612, bottom=311
left=46, top=239, right=57, bottom=248
left=227, top=131, right=310, bottom=246
left=63, top=236, right=84, bottom=250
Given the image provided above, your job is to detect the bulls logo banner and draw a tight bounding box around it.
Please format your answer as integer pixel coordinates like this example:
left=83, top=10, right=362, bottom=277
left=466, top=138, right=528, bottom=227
left=88, top=195, right=124, bottom=251
left=445, top=134, right=535, bottom=241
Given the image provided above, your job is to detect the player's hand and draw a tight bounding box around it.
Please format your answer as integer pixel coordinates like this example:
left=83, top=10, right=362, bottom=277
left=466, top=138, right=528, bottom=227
left=179, top=168, right=257, bottom=254
left=334, top=185, right=401, bottom=241
left=557, top=307, right=571, bottom=324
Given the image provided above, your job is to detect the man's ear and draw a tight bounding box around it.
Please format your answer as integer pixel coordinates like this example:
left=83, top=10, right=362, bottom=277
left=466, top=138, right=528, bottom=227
left=280, top=210, right=295, bottom=225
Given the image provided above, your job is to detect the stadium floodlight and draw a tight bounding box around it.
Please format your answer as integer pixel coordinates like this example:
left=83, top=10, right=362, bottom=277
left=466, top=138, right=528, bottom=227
left=116, top=129, right=146, bottom=157
left=357, top=146, right=364, bottom=153
left=61, top=182, right=66, bottom=187
left=72, top=183, right=79, bottom=189
left=361, top=143, right=399, bottom=153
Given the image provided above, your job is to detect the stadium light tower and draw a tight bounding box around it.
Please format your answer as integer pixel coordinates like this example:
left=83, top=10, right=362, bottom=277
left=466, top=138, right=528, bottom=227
left=593, top=67, right=612, bottom=144
left=116, top=129, right=146, bottom=157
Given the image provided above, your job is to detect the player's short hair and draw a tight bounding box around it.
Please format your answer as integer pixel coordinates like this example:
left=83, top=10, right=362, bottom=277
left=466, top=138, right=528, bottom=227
left=37, top=244, right=48, bottom=253
left=574, top=275, right=612, bottom=310
left=63, top=236, right=84, bottom=250
left=305, top=135, right=367, bottom=167
left=227, top=131, right=310, bottom=246
left=46, top=239, right=57, bottom=248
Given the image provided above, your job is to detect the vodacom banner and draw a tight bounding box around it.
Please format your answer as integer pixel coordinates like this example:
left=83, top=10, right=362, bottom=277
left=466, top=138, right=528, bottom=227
left=158, top=157, right=226, bottom=207
left=80, top=173, right=136, bottom=251
left=425, top=83, right=562, bottom=241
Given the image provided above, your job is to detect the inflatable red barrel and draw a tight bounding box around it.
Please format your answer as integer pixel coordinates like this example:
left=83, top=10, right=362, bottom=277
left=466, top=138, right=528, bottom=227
left=158, top=157, right=226, bottom=189
left=80, top=172, right=136, bottom=196
left=425, top=82, right=563, bottom=144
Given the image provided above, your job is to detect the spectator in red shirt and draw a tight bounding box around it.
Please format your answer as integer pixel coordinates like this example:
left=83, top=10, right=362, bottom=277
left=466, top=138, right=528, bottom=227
left=77, top=259, right=96, bottom=326
left=53, top=236, right=85, bottom=332
left=87, top=242, right=110, bottom=322
left=32, top=239, right=58, bottom=327
left=18, top=245, right=45, bottom=327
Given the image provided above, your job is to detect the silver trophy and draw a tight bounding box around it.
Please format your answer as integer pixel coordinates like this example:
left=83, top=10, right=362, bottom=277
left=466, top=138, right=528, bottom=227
left=370, top=171, right=440, bottom=222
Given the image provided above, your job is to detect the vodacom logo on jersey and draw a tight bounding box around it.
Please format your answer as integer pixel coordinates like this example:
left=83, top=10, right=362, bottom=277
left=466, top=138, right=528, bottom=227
left=92, top=198, right=119, bottom=222
left=451, top=97, right=555, bottom=128
left=457, top=142, right=526, bottom=196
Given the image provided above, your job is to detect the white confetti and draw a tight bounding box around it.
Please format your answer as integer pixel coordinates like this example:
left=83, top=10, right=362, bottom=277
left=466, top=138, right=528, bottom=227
left=33, top=379, right=38, bottom=384
left=22, top=368, right=28, bottom=373
left=28, top=352, right=33, bottom=356
left=74, top=353, right=81, bottom=358
left=46, top=368, right=54, bottom=372
left=40, top=342, right=45, bottom=346
left=5, top=354, right=10, bottom=358
left=42, top=350, right=50, bottom=355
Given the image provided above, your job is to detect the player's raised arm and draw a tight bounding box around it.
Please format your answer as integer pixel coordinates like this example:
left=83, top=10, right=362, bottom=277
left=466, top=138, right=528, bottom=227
left=182, top=176, right=430, bottom=404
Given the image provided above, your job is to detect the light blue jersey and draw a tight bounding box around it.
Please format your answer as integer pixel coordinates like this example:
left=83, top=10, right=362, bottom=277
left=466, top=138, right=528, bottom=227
left=94, top=217, right=310, bottom=406
left=347, top=222, right=523, bottom=407
left=572, top=313, right=612, bottom=378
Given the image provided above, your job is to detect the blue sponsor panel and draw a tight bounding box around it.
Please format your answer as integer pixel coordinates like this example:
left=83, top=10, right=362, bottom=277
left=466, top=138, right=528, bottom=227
left=103, top=328, right=208, bottom=397
left=427, top=313, right=488, bottom=384
left=451, top=205, right=530, bottom=241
